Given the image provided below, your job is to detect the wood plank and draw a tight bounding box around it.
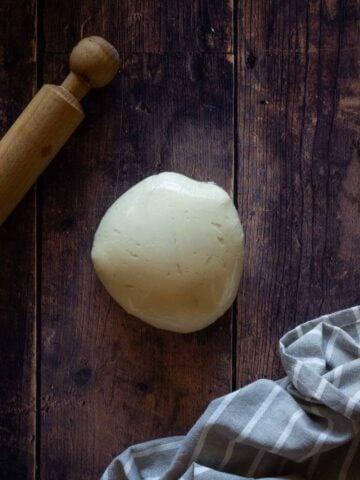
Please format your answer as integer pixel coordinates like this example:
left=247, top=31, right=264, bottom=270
left=0, top=1, right=37, bottom=479
left=42, top=0, right=233, bottom=53
left=40, top=5, right=234, bottom=478
left=236, top=0, right=360, bottom=386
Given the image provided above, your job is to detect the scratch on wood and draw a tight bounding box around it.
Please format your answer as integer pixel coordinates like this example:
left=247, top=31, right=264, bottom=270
left=80, top=15, right=93, bottom=39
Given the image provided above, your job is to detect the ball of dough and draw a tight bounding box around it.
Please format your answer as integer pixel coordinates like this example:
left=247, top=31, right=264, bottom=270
left=91, top=172, right=244, bottom=333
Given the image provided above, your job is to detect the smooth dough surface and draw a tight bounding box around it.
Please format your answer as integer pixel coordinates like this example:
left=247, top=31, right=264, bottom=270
left=91, top=172, right=244, bottom=333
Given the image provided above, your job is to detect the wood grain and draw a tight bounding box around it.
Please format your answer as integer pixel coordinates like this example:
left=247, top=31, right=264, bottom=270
left=0, top=1, right=37, bottom=478
left=236, top=0, right=360, bottom=386
left=39, top=4, right=234, bottom=478
left=43, top=0, right=233, bottom=53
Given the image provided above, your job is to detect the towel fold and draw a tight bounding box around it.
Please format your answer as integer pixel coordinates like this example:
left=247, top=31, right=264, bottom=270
left=102, top=306, right=360, bottom=480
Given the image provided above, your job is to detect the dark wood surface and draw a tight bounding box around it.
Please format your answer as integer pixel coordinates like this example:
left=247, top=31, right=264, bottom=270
left=0, top=1, right=358, bottom=479
left=236, top=0, right=360, bottom=385
left=0, top=2, right=37, bottom=478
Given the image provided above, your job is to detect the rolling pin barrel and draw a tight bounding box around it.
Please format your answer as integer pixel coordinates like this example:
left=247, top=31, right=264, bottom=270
left=0, top=36, right=119, bottom=225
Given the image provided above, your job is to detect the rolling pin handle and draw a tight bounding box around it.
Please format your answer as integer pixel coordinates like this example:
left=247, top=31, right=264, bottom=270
left=0, top=36, right=120, bottom=225
left=61, top=36, right=120, bottom=101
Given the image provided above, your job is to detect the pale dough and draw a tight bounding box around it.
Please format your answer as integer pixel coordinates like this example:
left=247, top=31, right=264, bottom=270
left=91, top=172, right=244, bottom=333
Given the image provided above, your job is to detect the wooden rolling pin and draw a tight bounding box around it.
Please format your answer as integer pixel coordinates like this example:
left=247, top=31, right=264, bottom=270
left=0, top=36, right=120, bottom=225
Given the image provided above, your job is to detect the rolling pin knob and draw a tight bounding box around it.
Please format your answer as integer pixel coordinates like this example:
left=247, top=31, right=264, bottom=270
left=61, top=36, right=120, bottom=101
left=0, top=36, right=120, bottom=225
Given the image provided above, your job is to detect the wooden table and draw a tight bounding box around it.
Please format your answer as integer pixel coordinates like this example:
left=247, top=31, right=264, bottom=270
left=0, top=2, right=359, bottom=479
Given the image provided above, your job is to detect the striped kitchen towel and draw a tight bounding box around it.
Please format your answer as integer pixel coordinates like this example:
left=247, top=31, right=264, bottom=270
left=102, top=306, right=360, bottom=480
